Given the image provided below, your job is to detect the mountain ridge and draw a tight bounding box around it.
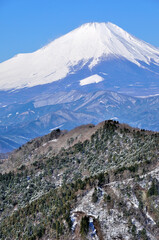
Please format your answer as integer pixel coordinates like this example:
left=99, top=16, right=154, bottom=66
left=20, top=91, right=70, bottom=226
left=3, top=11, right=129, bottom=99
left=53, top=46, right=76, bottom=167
left=0, top=120, right=159, bottom=239
left=1, top=89, right=159, bottom=153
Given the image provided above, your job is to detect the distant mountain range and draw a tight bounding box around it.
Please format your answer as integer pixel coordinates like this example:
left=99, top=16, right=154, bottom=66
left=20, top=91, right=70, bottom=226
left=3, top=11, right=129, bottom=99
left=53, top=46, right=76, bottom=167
left=0, top=22, right=159, bottom=152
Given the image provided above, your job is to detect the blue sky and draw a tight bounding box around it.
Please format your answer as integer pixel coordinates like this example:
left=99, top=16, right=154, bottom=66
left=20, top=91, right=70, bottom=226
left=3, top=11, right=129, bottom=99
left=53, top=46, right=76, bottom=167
left=0, top=0, right=159, bottom=62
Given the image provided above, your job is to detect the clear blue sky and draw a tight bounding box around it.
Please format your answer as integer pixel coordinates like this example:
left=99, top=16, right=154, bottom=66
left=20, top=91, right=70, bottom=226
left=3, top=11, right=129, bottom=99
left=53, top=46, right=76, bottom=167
left=0, top=0, right=159, bottom=63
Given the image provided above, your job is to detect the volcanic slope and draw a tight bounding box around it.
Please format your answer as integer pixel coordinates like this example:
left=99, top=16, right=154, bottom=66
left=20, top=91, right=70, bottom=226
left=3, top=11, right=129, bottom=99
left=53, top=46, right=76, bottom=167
left=0, top=22, right=159, bottom=94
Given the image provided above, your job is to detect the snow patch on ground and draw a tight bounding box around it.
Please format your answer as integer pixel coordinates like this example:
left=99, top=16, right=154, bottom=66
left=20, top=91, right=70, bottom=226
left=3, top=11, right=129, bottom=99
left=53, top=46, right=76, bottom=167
left=72, top=187, right=131, bottom=239
left=146, top=212, right=156, bottom=225
left=50, top=139, right=58, bottom=143
left=79, top=74, right=104, bottom=86
left=130, top=193, right=139, bottom=209
left=71, top=213, right=78, bottom=232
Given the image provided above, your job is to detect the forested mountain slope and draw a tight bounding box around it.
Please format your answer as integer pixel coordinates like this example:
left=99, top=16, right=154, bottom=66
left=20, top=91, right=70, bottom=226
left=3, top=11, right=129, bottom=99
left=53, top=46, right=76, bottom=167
left=0, top=120, right=159, bottom=239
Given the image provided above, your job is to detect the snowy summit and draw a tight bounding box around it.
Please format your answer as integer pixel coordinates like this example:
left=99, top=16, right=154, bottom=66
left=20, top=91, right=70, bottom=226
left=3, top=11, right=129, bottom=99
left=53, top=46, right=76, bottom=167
left=0, top=22, right=159, bottom=90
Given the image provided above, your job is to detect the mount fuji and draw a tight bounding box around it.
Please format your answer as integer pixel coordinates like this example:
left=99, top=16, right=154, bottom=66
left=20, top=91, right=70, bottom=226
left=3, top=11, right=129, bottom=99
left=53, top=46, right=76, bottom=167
left=0, top=22, right=159, bottom=152
left=0, top=22, right=159, bottom=95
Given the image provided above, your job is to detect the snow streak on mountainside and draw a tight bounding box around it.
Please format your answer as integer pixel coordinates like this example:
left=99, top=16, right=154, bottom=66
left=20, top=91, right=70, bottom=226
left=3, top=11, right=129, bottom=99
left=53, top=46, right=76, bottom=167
left=0, top=22, right=159, bottom=90
left=79, top=74, right=104, bottom=86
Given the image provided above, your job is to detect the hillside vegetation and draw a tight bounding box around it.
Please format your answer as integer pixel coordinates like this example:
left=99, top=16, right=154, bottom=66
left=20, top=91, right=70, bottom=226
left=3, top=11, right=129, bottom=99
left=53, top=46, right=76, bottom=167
left=0, top=120, right=159, bottom=239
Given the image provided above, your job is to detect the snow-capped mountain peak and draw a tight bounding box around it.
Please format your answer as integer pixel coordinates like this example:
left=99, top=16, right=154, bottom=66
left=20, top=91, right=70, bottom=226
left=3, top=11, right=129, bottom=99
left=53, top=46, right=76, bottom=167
left=0, top=22, right=159, bottom=90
